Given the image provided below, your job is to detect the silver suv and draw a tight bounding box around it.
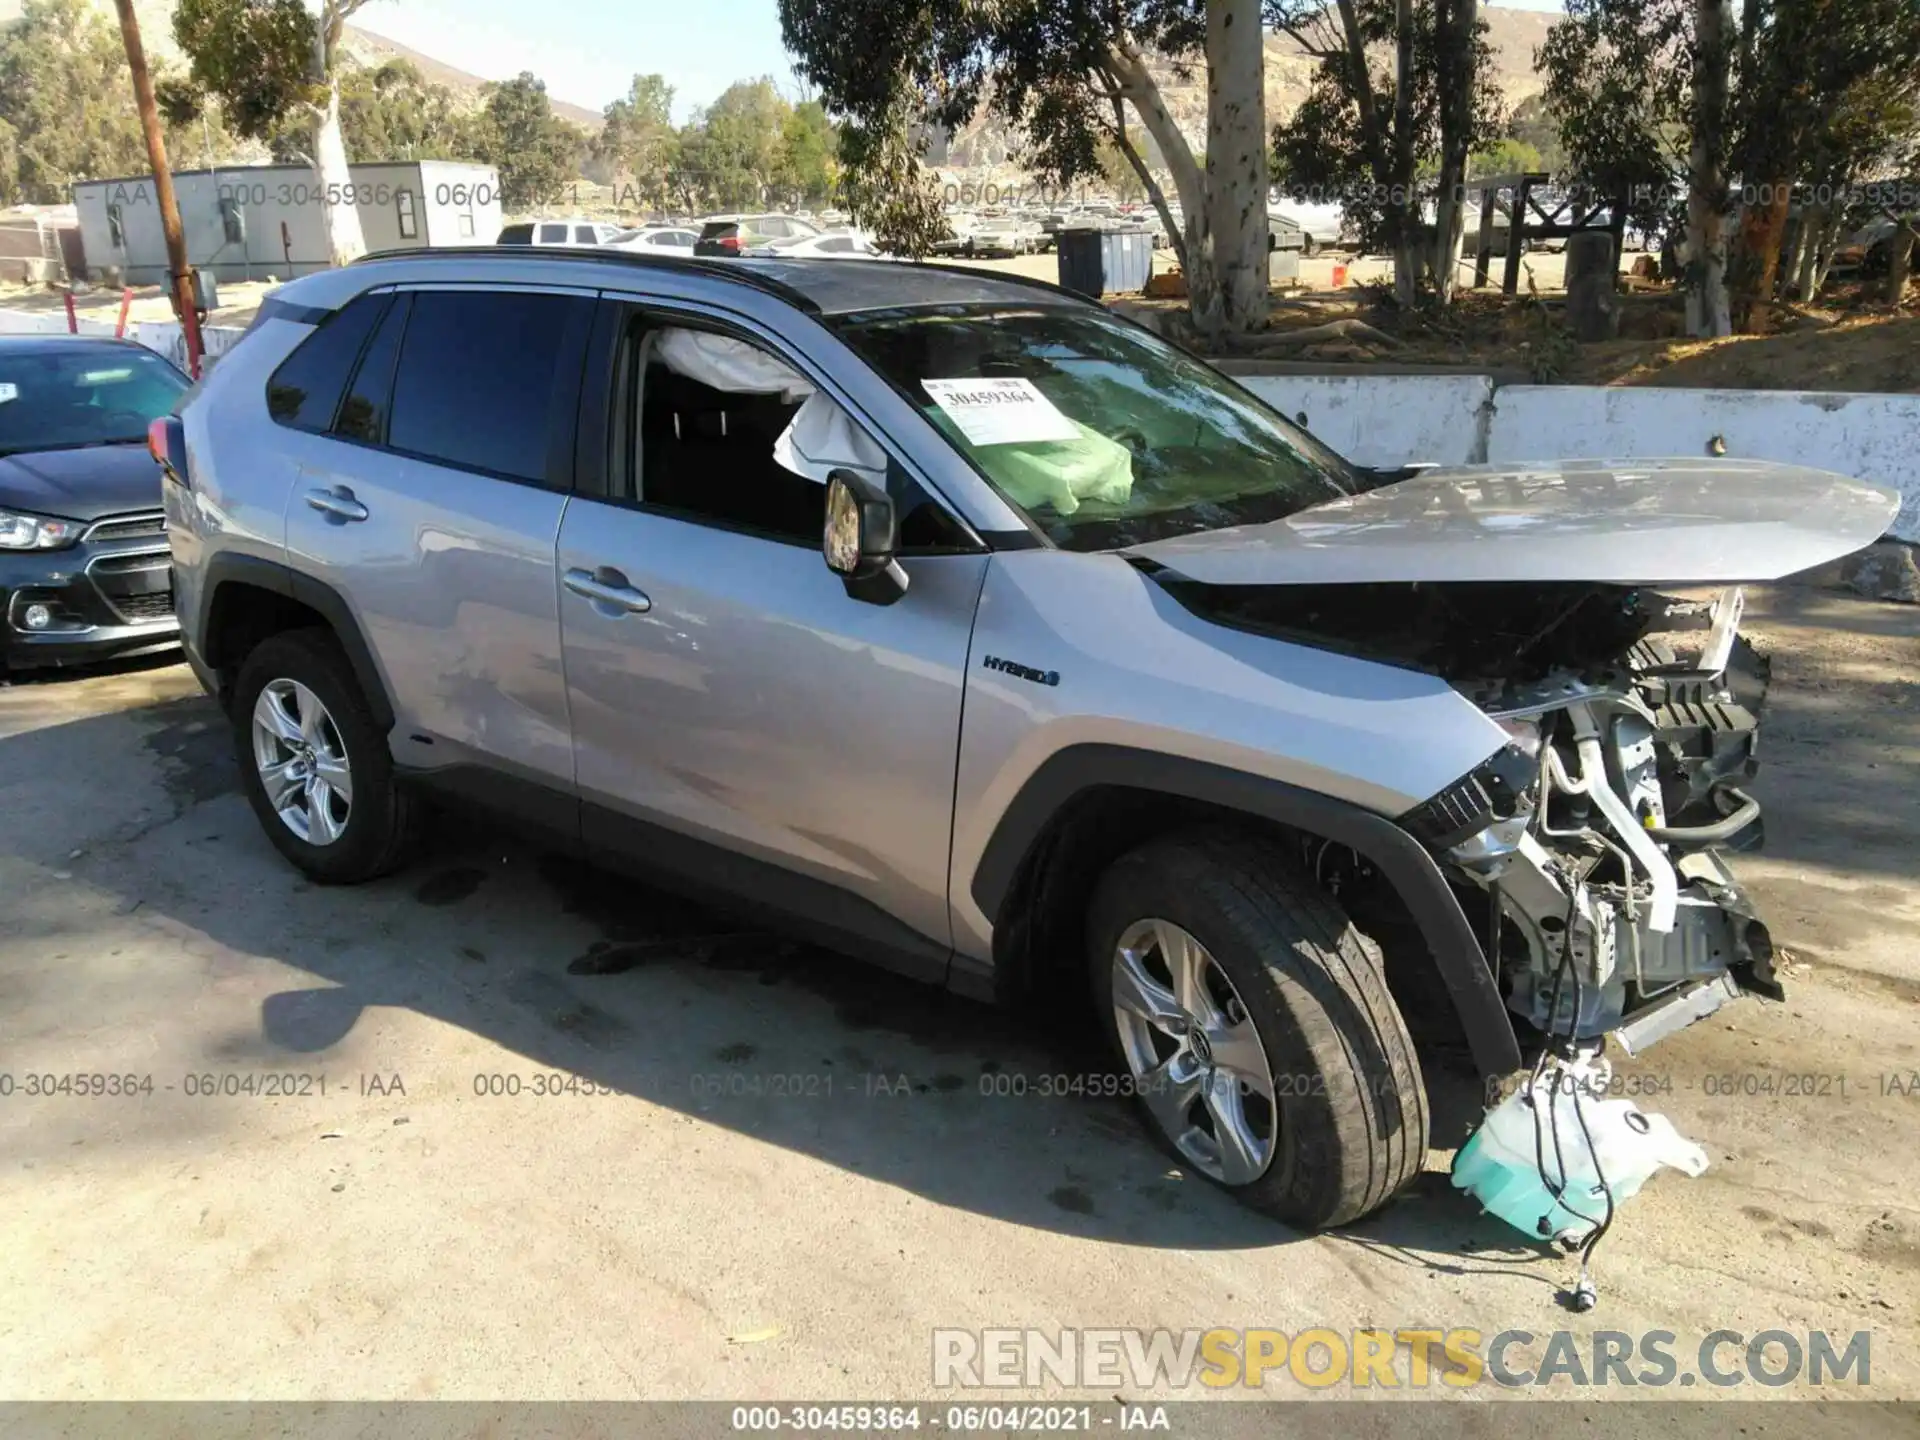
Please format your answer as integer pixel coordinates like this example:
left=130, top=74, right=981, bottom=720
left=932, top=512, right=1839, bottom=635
left=160, top=249, right=1895, bottom=1229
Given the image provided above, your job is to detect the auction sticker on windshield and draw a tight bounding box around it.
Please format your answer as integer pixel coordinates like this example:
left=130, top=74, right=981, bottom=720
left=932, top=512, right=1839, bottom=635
left=0, top=383, right=16, bottom=404
left=922, top=378, right=1080, bottom=447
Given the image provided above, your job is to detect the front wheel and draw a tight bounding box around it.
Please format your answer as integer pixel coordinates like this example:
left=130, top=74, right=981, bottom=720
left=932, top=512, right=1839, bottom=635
left=1087, top=830, right=1429, bottom=1229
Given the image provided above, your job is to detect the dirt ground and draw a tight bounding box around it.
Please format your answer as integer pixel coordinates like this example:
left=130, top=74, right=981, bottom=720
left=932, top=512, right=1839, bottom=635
left=0, top=578, right=1915, bottom=1406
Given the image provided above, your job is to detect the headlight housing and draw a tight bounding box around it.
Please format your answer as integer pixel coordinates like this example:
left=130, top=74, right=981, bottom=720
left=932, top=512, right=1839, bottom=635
left=1399, top=739, right=1539, bottom=850
left=0, top=508, right=83, bottom=551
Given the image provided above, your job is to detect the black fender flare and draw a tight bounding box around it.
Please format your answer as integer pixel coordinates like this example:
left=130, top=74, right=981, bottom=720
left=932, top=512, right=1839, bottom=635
left=197, top=552, right=396, bottom=733
left=969, top=744, right=1523, bottom=1078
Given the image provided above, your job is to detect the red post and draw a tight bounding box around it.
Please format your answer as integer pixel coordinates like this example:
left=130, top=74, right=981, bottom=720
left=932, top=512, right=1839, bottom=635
left=116, top=286, right=134, bottom=338
left=63, top=291, right=78, bottom=333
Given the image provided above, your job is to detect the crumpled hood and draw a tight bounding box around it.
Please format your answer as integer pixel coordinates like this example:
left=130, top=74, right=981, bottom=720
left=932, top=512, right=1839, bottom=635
left=1126, top=458, right=1899, bottom=586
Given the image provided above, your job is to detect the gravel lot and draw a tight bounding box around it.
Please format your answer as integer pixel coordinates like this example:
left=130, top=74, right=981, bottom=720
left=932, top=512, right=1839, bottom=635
left=0, top=581, right=1915, bottom=1405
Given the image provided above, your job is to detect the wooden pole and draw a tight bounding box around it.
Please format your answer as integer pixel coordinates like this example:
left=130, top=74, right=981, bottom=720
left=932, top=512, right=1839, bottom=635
left=111, top=0, right=204, bottom=377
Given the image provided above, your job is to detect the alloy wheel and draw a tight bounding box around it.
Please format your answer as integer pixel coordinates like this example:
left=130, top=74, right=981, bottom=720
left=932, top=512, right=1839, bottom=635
left=251, top=678, right=353, bottom=846
left=1110, top=917, right=1278, bottom=1185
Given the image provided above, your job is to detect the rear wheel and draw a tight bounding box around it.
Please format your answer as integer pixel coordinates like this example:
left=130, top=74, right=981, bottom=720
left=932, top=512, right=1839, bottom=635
left=232, top=629, right=419, bottom=883
left=1087, top=830, right=1429, bottom=1229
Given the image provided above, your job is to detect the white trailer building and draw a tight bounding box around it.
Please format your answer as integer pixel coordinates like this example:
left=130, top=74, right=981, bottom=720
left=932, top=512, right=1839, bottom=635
left=71, top=160, right=503, bottom=285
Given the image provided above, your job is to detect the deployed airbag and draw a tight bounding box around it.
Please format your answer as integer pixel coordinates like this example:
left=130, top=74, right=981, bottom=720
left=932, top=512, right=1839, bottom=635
left=655, top=328, right=813, bottom=403
left=773, top=391, right=888, bottom=486
left=960, top=420, right=1135, bottom=515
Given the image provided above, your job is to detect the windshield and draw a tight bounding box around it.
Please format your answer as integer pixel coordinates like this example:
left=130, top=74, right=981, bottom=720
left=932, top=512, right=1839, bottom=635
left=829, top=304, right=1357, bottom=550
left=0, top=345, right=189, bottom=457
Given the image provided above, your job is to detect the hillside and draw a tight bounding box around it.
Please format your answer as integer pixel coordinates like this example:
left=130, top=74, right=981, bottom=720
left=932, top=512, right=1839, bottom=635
left=941, top=6, right=1557, bottom=169
left=0, top=0, right=604, bottom=129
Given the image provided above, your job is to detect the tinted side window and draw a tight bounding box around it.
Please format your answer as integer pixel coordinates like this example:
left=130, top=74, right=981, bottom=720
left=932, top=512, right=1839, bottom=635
left=266, top=291, right=389, bottom=431
left=574, top=225, right=598, bottom=244
left=497, top=224, right=534, bottom=244
left=386, top=290, right=591, bottom=485
left=539, top=224, right=568, bottom=243
left=334, top=293, right=410, bottom=444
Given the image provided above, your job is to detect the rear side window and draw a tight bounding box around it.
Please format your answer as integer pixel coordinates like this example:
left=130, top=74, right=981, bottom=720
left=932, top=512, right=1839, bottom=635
left=497, top=224, right=533, bottom=244
left=334, top=294, right=410, bottom=444
left=385, top=290, right=592, bottom=485
left=266, top=291, right=390, bottom=432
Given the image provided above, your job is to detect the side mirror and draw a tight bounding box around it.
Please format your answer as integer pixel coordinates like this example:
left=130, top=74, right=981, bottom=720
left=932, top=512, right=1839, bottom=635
left=824, top=468, right=909, bottom=605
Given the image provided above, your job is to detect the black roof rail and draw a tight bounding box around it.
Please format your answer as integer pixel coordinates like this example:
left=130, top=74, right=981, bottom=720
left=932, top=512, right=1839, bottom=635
left=352, top=245, right=823, bottom=313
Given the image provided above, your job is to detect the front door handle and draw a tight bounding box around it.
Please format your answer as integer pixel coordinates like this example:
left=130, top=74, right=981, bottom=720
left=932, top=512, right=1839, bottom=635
left=564, top=566, right=652, bottom=615
left=305, top=485, right=369, bottom=523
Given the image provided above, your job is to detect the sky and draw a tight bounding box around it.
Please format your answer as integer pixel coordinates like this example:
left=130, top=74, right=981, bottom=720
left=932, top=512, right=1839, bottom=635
left=353, top=0, right=1572, bottom=124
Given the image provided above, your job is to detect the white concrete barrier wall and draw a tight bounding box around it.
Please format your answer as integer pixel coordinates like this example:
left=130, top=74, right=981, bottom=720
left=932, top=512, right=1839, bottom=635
left=1238, top=373, right=1491, bottom=467
left=1239, top=370, right=1919, bottom=543
left=1487, top=385, right=1920, bottom=543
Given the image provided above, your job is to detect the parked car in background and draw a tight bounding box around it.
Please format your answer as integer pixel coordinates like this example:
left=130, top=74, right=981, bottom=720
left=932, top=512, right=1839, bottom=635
left=1270, top=200, right=1347, bottom=255
left=694, top=214, right=822, bottom=256
left=968, top=216, right=1043, bottom=256
left=0, top=335, right=189, bottom=673
left=754, top=230, right=880, bottom=259
left=608, top=225, right=701, bottom=257
left=496, top=220, right=629, bottom=248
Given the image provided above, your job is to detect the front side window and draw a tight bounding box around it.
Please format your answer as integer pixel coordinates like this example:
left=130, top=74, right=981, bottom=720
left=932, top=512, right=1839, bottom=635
left=574, top=225, right=598, bottom=245
left=384, top=289, right=591, bottom=485
left=0, top=346, right=189, bottom=456
left=615, top=320, right=969, bottom=550
left=830, top=305, right=1357, bottom=551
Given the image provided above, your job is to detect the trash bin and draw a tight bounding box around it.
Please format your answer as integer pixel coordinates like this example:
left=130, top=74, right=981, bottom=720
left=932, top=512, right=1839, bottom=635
left=1056, top=228, right=1154, bottom=297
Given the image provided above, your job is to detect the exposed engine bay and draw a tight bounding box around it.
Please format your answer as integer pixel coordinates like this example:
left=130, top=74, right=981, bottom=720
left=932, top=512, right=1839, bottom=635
left=1164, top=576, right=1781, bottom=1050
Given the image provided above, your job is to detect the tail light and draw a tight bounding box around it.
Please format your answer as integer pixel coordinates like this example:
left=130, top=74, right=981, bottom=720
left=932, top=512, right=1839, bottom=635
left=148, top=416, right=190, bottom=488
left=718, top=232, right=742, bottom=252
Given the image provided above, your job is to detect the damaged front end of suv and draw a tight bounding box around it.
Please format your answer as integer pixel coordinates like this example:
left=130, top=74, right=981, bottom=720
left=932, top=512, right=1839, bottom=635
left=1131, top=459, right=1901, bottom=1064
left=1391, top=581, right=1779, bottom=1051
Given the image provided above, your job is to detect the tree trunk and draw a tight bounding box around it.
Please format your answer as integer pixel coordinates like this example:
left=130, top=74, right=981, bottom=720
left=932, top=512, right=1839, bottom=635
left=310, top=17, right=365, bottom=268
left=1391, top=0, right=1417, bottom=305
left=1430, top=0, right=1479, bottom=304
left=1100, top=77, right=1188, bottom=275
left=1730, top=182, right=1791, bottom=332
left=1108, top=39, right=1218, bottom=323
left=1811, top=204, right=1846, bottom=295
left=1685, top=0, right=1733, bottom=337
left=1791, top=204, right=1822, bottom=300
left=1204, top=0, right=1269, bottom=333
left=1782, top=208, right=1810, bottom=297
left=1888, top=220, right=1917, bottom=309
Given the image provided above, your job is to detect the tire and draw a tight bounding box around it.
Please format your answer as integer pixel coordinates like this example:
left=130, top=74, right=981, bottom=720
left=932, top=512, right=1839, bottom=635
left=231, top=628, right=420, bottom=884
left=1087, top=829, right=1429, bottom=1229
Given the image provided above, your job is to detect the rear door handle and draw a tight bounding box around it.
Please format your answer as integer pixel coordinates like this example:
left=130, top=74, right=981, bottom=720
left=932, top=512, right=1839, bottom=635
left=305, top=485, right=369, bottom=523
left=564, top=566, right=652, bottom=615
